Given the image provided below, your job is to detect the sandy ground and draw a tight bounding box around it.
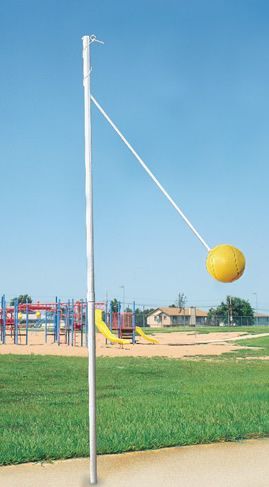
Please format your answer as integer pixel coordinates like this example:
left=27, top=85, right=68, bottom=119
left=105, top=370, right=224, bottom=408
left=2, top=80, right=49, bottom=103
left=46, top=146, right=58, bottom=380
left=0, top=330, right=260, bottom=359
left=1, top=438, right=269, bottom=487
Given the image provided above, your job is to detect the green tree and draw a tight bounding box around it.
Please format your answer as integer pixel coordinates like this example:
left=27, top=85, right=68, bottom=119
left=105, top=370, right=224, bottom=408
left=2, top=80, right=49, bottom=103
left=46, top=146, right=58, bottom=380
left=169, top=292, right=187, bottom=313
left=207, top=296, right=254, bottom=326
left=10, top=294, right=33, bottom=306
left=110, top=298, right=120, bottom=312
left=135, top=308, right=155, bottom=327
left=177, top=292, right=187, bottom=312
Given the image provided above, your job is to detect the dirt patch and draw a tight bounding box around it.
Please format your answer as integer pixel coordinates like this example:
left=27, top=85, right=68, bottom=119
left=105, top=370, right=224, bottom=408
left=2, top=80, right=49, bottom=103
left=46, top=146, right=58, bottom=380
left=0, top=330, right=252, bottom=360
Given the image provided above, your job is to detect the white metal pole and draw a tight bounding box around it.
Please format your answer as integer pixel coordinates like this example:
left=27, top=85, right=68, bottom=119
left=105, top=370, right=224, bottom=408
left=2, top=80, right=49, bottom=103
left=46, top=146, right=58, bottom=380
left=90, top=96, right=211, bottom=252
left=82, top=35, right=97, bottom=485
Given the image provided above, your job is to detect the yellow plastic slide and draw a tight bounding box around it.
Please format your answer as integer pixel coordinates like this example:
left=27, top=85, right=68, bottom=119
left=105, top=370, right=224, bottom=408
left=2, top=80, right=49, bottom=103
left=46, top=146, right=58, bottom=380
left=135, top=326, right=159, bottom=344
left=95, top=309, right=130, bottom=345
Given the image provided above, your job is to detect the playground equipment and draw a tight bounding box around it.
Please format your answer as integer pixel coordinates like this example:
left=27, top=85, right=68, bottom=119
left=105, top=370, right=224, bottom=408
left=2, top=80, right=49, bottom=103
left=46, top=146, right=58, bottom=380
left=0, top=297, right=28, bottom=345
left=98, top=302, right=159, bottom=345
left=136, top=326, right=159, bottom=344
left=0, top=296, right=156, bottom=348
left=103, top=301, right=159, bottom=345
left=0, top=296, right=89, bottom=347
left=95, top=309, right=130, bottom=345
left=106, top=301, right=136, bottom=344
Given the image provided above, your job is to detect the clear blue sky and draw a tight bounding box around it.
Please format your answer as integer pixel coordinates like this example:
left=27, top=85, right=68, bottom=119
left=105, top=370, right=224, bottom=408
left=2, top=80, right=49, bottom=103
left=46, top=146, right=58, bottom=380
left=0, top=0, right=268, bottom=310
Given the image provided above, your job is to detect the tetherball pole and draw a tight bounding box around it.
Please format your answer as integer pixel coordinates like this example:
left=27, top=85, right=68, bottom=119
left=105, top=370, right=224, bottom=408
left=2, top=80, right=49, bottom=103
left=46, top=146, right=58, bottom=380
left=82, top=34, right=97, bottom=485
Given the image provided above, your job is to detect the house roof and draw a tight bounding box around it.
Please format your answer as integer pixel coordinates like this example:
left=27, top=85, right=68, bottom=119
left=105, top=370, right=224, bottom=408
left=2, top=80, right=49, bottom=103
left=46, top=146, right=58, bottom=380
left=148, top=307, right=208, bottom=317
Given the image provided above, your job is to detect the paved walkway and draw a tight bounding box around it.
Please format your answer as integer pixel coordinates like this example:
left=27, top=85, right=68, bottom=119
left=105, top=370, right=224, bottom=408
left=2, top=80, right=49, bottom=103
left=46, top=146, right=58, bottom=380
left=1, top=438, right=269, bottom=487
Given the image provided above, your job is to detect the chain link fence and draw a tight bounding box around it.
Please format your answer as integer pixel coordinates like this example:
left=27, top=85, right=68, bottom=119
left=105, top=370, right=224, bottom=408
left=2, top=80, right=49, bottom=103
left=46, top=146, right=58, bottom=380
left=206, top=316, right=269, bottom=327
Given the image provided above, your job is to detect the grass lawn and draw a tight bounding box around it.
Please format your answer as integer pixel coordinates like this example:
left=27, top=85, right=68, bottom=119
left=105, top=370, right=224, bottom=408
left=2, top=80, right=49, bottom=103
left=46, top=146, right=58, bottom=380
left=226, top=336, right=269, bottom=359
left=145, top=325, right=269, bottom=335
left=0, top=353, right=269, bottom=465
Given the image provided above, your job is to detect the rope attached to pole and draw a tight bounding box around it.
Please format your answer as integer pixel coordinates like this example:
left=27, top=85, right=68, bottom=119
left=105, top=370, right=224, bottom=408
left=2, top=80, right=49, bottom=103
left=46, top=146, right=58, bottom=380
left=90, top=95, right=211, bottom=252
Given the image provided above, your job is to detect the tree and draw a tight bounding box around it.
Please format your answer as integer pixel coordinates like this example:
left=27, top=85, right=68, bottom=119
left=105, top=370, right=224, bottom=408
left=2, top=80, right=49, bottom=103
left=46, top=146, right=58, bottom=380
left=135, top=308, right=155, bottom=327
left=169, top=292, right=187, bottom=312
left=110, top=298, right=120, bottom=312
left=10, top=294, right=33, bottom=306
left=207, top=296, right=254, bottom=326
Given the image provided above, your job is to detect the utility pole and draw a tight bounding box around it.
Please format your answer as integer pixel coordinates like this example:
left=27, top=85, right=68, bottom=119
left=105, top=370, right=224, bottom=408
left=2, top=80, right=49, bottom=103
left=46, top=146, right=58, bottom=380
left=253, top=292, right=258, bottom=325
left=228, top=296, right=233, bottom=326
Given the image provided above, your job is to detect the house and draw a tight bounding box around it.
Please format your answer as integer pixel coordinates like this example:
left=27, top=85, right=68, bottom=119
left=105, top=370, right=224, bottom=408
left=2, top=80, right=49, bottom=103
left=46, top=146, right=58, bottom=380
left=255, top=313, right=269, bottom=325
left=147, top=307, right=208, bottom=327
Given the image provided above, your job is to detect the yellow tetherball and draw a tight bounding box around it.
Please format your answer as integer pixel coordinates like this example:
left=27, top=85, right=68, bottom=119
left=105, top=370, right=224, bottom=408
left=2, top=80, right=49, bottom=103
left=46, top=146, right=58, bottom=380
left=36, top=311, right=41, bottom=319
left=206, top=244, right=245, bottom=283
left=18, top=312, right=23, bottom=321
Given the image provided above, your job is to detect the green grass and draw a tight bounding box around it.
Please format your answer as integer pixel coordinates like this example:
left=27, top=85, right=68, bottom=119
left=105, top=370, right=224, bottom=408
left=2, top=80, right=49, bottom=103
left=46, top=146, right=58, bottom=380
left=191, top=335, right=269, bottom=362
left=0, top=354, right=269, bottom=465
left=225, top=336, right=269, bottom=359
left=145, top=325, right=269, bottom=335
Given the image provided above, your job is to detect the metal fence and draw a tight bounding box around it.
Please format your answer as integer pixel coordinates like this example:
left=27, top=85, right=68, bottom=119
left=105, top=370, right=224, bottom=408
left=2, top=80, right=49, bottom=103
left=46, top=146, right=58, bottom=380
left=205, top=316, right=269, bottom=327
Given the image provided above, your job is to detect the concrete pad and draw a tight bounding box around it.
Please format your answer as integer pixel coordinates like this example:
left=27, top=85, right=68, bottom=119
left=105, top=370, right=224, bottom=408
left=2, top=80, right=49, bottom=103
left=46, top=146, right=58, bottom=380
left=1, top=438, right=269, bottom=487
